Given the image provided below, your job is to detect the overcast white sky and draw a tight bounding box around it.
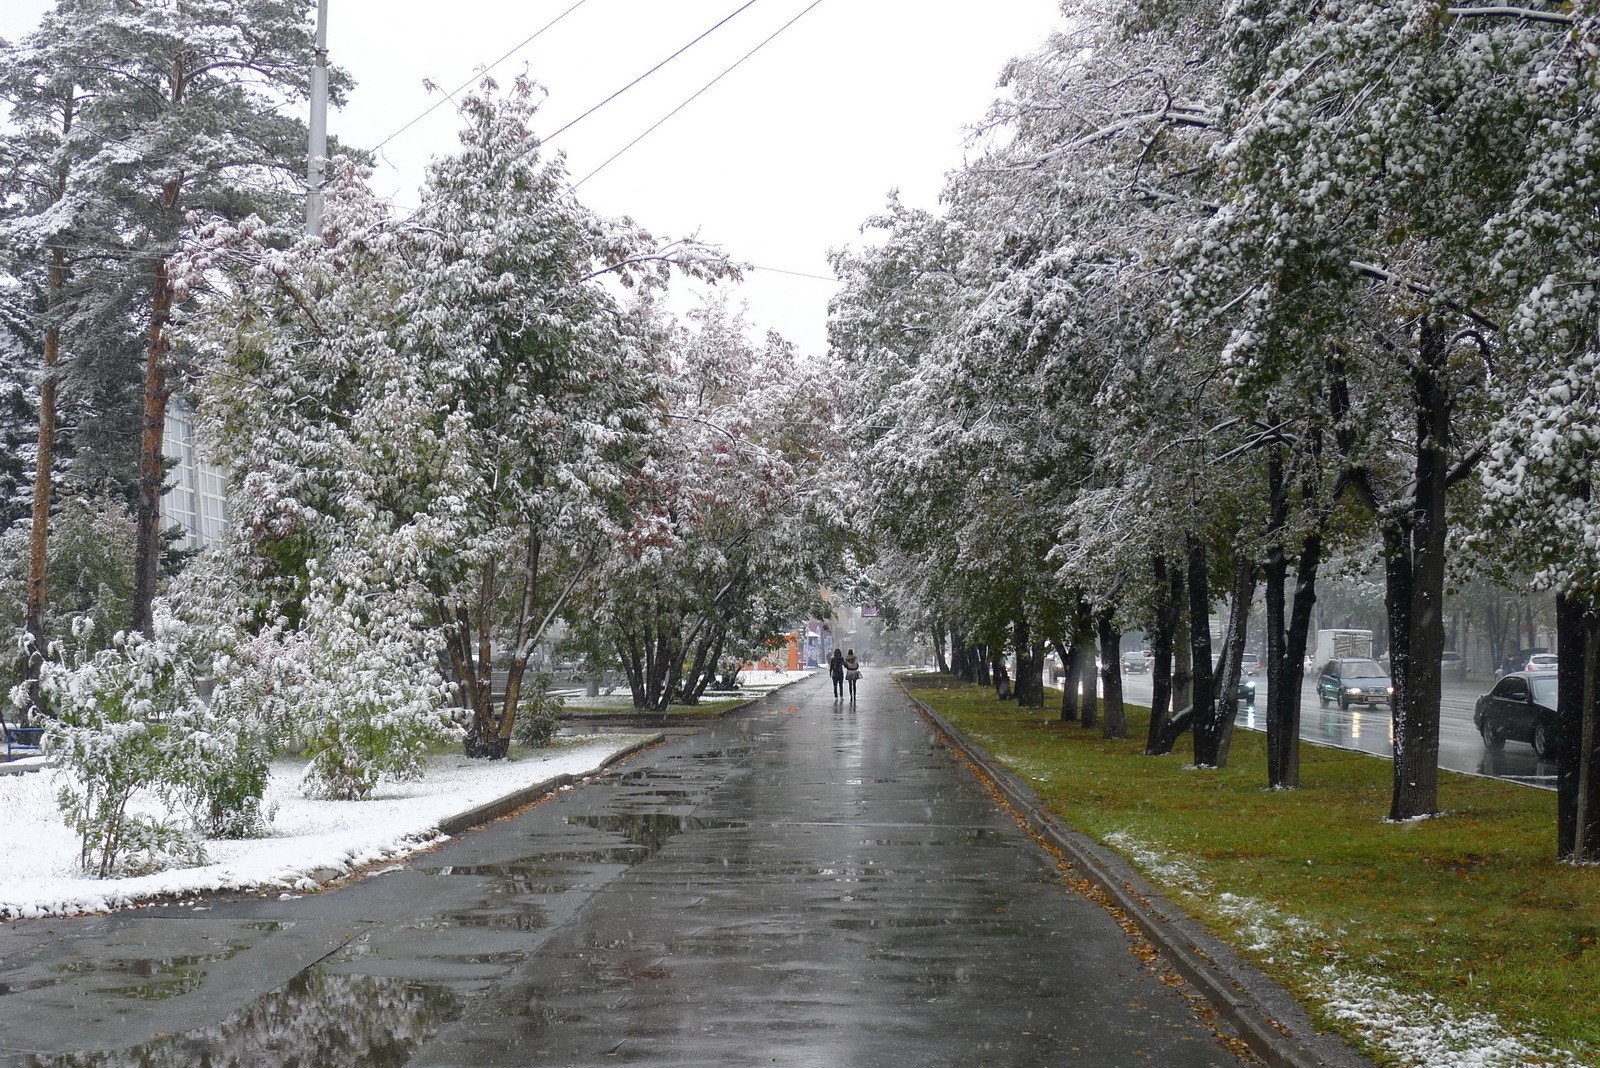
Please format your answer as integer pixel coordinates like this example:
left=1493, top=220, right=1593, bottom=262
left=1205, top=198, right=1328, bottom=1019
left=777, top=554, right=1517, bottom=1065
left=1, top=1, right=1063, bottom=355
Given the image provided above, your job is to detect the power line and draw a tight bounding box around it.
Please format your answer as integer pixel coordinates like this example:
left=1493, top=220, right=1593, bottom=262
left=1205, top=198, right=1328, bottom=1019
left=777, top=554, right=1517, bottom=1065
left=370, top=0, right=593, bottom=155
left=573, top=0, right=825, bottom=189
left=749, top=263, right=837, bottom=282
left=544, top=0, right=763, bottom=144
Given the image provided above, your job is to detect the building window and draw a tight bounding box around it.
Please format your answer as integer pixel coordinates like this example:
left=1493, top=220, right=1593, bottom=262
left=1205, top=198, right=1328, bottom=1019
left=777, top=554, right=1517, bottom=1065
left=161, top=404, right=228, bottom=550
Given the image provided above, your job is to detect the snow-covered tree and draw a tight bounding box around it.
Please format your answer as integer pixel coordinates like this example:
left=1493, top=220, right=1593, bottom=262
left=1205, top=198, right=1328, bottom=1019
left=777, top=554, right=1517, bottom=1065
left=176, top=78, right=730, bottom=764
left=0, top=0, right=352, bottom=642
left=588, top=299, right=841, bottom=710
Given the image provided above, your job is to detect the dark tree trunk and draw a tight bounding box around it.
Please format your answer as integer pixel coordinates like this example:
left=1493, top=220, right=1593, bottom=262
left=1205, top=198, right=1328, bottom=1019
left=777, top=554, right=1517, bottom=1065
left=1212, top=553, right=1257, bottom=768
left=1014, top=615, right=1044, bottom=708
left=23, top=246, right=65, bottom=724
left=1054, top=636, right=1079, bottom=722
left=1386, top=316, right=1450, bottom=821
left=1556, top=593, right=1600, bottom=860
left=1145, top=555, right=1180, bottom=754
left=932, top=619, right=950, bottom=674
left=951, top=623, right=975, bottom=682
left=1172, top=569, right=1193, bottom=716
left=132, top=171, right=184, bottom=636
left=1078, top=612, right=1099, bottom=731
left=972, top=643, right=992, bottom=687
left=1275, top=526, right=1322, bottom=788
left=1097, top=608, right=1126, bottom=739
left=1264, top=448, right=1289, bottom=786
left=1187, top=534, right=1222, bottom=766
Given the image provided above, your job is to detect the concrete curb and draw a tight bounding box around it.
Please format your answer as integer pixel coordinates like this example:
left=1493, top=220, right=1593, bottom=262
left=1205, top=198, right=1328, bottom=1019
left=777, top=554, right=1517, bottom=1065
left=436, top=732, right=665, bottom=836
left=900, top=682, right=1375, bottom=1068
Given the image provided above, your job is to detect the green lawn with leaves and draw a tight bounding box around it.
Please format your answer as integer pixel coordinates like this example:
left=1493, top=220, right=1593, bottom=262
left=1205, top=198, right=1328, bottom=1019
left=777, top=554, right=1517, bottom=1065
left=902, top=673, right=1598, bottom=1068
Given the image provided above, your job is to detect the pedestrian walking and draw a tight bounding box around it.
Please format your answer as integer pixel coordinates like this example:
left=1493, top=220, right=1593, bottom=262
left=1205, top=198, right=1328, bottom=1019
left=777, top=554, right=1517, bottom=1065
left=828, top=647, right=845, bottom=700
left=844, top=649, right=862, bottom=702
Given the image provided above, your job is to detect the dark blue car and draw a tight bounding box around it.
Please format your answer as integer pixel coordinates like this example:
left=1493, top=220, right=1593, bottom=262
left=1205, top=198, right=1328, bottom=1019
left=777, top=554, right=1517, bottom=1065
left=1316, top=658, right=1393, bottom=711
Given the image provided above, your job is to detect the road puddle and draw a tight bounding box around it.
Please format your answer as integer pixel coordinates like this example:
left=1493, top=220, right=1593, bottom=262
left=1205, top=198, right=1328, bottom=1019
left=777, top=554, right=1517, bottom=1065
left=16, top=969, right=460, bottom=1067
left=56, top=945, right=249, bottom=1002
left=563, top=812, right=746, bottom=855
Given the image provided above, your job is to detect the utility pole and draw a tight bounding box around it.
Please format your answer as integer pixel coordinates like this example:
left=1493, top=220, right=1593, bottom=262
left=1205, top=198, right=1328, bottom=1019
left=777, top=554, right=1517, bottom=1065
left=305, top=0, right=330, bottom=236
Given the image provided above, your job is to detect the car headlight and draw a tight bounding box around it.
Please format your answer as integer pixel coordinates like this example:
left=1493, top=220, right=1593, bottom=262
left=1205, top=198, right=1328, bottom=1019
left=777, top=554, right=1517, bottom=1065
left=1386, top=686, right=1394, bottom=695
left=1347, top=687, right=1362, bottom=695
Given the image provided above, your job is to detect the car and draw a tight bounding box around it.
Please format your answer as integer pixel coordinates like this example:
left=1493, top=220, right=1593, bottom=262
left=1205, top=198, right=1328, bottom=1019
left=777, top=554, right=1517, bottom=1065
left=1475, top=671, right=1558, bottom=759
left=1316, top=657, right=1394, bottom=710
left=1121, top=652, right=1149, bottom=674
left=1498, top=647, right=1550, bottom=677
left=1440, top=645, right=1465, bottom=681
left=1525, top=653, right=1559, bottom=674
left=1235, top=676, right=1257, bottom=706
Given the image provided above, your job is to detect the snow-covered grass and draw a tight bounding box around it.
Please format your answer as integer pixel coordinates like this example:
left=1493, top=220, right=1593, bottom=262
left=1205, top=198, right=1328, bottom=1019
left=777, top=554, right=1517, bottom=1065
left=0, top=733, right=650, bottom=921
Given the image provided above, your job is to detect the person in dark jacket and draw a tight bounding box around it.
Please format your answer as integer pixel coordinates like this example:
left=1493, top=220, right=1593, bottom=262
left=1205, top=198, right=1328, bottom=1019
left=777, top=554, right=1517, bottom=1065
left=828, top=647, right=845, bottom=699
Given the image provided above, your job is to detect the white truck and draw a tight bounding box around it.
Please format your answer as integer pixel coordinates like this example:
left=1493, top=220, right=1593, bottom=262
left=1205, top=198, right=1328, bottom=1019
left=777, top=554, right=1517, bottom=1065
left=1310, top=628, right=1374, bottom=671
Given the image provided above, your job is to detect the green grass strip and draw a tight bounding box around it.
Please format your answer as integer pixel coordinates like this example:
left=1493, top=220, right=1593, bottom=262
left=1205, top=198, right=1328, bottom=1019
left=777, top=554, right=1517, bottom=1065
left=902, top=673, right=1599, bottom=1068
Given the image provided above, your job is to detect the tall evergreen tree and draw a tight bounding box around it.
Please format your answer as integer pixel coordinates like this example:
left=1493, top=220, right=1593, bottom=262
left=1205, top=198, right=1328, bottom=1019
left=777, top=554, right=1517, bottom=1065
left=0, top=0, right=351, bottom=640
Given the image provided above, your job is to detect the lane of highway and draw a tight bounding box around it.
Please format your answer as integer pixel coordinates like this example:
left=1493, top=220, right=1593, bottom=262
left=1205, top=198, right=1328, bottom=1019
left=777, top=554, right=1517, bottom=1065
left=1113, top=671, right=1557, bottom=790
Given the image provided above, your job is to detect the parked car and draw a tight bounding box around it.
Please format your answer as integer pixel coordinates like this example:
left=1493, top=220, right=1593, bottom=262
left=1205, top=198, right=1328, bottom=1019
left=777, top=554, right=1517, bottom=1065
left=1475, top=671, right=1558, bottom=759
left=1526, top=653, right=1559, bottom=674
left=1497, top=647, right=1550, bottom=677
left=1315, top=658, right=1394, bottom=710
left=1238, top=652, right=1260, bottom=676
left=1440, top=650, right=1464, bottom=678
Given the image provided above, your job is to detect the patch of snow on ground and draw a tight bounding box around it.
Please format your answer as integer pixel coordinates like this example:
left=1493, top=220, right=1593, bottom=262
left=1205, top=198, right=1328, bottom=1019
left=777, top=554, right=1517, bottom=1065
left=1101, top=830, right=1581, bottom=1067
left=1104, top=829, right=1208, bottom=894
left=1320, top=969, right=1582, bottom=1068
left=0, top=733, right=649, bottom=921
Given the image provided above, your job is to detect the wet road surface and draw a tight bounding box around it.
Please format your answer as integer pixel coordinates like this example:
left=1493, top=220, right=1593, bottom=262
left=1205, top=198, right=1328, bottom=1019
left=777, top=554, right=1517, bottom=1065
left=0, top=674, right=1250, bottom=1067
left=1117, top=672, right=1556, bottom=789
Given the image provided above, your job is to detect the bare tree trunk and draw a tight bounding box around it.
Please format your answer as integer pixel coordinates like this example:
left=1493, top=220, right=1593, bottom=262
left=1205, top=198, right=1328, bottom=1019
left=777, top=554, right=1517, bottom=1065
left=1013, top=614, right=1044, bottom=708
left=1387, top=316, right=1449, bottom=821
left=1078, top=612, right=1099, bottom=731
left=1097, top=608, right=1125, bottom=739
left=972, top=643, right=992, bottom=687
left=1264, top=448, right=1289, bottom=785
left=1172, top=570, right=1193, bottom=715
left=932, top=619, right=950, bottom=673
left=131, top=176, right=182, bottom=635
left=23, top=247, right=65, bottom=724
left=22, top=93, right=75, bottom=722
left=1057, top=636, right=1079, bottom=722
left=951, top=622, right=974, bottom=682
left=1145, top=555, right=1179, bottom=754
left=1213, top=553, right=1257, bottom=768
left=1187, top=534, right=1221, bottom=767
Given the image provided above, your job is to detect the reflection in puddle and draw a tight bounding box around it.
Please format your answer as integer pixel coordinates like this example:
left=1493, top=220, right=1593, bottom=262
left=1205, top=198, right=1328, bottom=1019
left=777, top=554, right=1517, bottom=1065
left=19, top=970, right=460, bottom=1067
left=57, top=946, right=248, bottom=1002
left=563, top=813, right=745, bottom=855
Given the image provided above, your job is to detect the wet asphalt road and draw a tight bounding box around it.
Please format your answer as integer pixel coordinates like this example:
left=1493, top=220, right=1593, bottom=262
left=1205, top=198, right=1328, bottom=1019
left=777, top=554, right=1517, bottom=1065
left=0, top=674, right=1249, bottom=1067
left=1117, top=672, right=1556, bottom=789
